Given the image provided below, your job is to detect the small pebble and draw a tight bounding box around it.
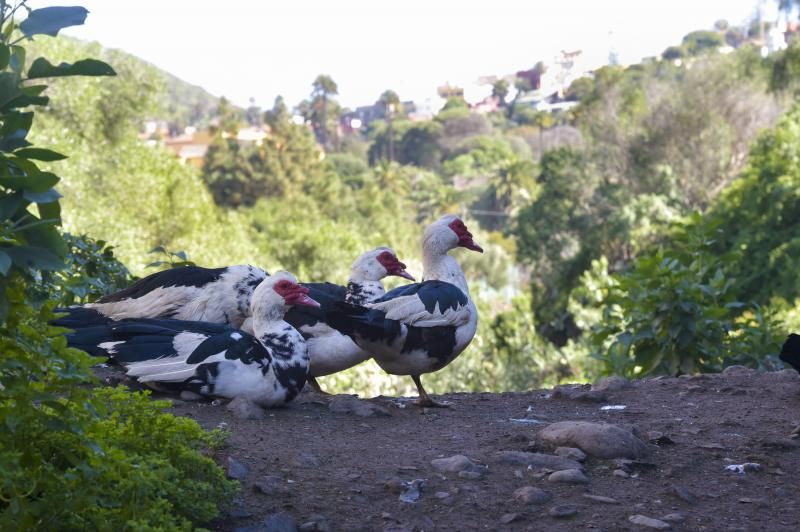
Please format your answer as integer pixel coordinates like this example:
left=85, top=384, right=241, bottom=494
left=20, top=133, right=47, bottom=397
left=661, top=513, right=686, bottom=523
left=513, top=486, right=550, bottom=505
left=549, top=504, right=578, bottom=518
left=582, top=494, right=620, bottom=504
left=555, top=447, right=587, bottom=462
left=548, top=468, right=589, bottom=484
left=628, top=514, right=671, bottom=529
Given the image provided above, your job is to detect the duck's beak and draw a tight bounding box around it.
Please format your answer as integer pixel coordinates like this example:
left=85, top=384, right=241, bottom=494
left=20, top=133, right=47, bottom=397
left=286, top=285, right=321, bottom=308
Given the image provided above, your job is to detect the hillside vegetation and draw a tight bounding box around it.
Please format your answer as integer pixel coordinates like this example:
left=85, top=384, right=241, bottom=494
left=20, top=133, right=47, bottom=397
left=26, top=26, right=800, bottom=397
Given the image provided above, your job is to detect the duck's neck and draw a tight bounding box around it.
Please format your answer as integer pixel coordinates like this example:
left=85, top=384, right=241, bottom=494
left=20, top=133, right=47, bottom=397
left=423, top=249, right=469, bottom=296
left=345, top=278, right=386, bottom=305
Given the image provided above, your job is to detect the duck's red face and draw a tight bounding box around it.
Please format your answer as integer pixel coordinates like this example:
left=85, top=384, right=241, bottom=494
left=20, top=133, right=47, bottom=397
left=273, top=279, right=320, bottom=308
left=448, top=219, right=484, bottom=253
left=376, top=251, right=415, bottom=280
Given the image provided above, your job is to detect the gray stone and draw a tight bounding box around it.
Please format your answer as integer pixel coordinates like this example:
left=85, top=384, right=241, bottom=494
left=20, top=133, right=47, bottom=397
left=328, top=395, right=391, bottom=417
left=548, top=468, right=589, bottom=484
left=500, top=513, right=522, bottom=524
left=299, top=520, right=332, bottom=532
left=582, top=494, right=620, bottom=504
left=555, top=446, right=587, bottom=462
left=592, top=376, right=631, bottom=392
left=628, top=514, right=671, bottom=529
left=430, top=454, right=476, bottom=472
left=383, top=476, right=404, bottom=494
left=226, top=456, right=249, bottom=480
left=253, top=475, right=287, bottom=496
left=513, top=486, right=551, bottom=505
left=227, top=396, right=267, bottom=420
left=669, top=484, right=697, bottom=505
left=539, top=421, right=651, bottom=459
left=613, top=469, right=630, bottom=478
left=493, top=451, right=583, bottom=471
left=457, top=470, right=483, bottom=480
left=264, top=513, right=299, bottom=532
left=291, top=452, right=322, bottom=468
left=549, top=504, right=578, bottom=518
left=660, top=513, right=686, bottom=523
left=721, top=365, right=754, bottom=376
left=551, top=384, right=608, bottom=402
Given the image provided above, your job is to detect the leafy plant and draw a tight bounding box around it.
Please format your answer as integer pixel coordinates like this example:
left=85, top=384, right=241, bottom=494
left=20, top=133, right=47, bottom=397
left=0, top=1, right=115, bottom=319
left=591, top=215, right=784, bottom=377
left=30, top=232, right=131, bottom=305
left=145, top=244, right=196, bottom=269
left=0, top=4, right=236, bottom=527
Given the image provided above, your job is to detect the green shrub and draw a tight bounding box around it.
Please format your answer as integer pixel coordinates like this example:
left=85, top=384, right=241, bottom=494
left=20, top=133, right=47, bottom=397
left=0, top=5, right=236, bottom=528
left=0, top=280, right=237, bottom=530
left=591, top=216, right=784, bottom=377
left=30, top=233, right=132, bottom=306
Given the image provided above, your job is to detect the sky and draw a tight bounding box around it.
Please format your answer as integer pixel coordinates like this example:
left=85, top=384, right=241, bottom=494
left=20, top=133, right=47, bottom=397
left=41, top=0, right=775, bottom=110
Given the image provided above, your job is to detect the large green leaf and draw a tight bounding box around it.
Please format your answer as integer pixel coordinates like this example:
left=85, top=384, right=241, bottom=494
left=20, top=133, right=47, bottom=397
left=4, top=245, right=65, bottom=271
left=0, top=192, right=25, bottom=221
left=0, top=172, right=60, bottom=192
left=21, top=223, right=68, bottom=258
left=23, top=188, right=62, bottom=204
left=19, top=6, right=89, bottom=37
left=13, top=148, right=67, bottom=162
left=0, top=250, right=11, bottom=275
left=0, top=94, right=49, bottom=112
left=0, top=112, right=34, bottom=137
left=0, top=132, right=31, bottom=151
left=37, top=200, right=61, bottom=222
left=27, top=58, right=116, bottom=79
left=0, top=72, right=22, bottom=108
left=0, top=45, right=9, bottom=70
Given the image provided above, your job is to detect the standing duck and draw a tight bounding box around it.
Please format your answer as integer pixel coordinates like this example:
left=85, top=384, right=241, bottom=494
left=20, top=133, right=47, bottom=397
left=288, top=247, right=415, bottom=393
left=62, top=272, right=319, bottom=407
left=324, top=215, right=483, bottom=407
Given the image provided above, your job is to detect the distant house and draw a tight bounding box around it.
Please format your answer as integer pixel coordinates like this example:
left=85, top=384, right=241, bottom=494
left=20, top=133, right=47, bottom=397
left=162, top=130, right=213, bottom=169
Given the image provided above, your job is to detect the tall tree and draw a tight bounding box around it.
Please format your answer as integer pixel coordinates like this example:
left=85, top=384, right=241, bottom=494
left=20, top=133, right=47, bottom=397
left=310, top=74, right=340, bottom=149
left=379, top=90, right=401, bottom=161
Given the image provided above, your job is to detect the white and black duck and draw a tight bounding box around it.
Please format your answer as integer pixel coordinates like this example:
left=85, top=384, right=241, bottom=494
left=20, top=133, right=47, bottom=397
left=287, top=247, right=415, bottom=393
left=323, top=215, right=483, bottom=407
left=53, top=264, right=269, bottom=331
left=62, top=272, right=319, bottom=407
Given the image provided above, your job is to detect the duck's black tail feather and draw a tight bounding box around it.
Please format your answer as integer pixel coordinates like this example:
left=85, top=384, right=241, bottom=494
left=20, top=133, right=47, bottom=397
left=51, top=307, right=113, bottom=329
left=324, top=301, right=404, bottom=343
left=780, top=333, right=800, bottom=372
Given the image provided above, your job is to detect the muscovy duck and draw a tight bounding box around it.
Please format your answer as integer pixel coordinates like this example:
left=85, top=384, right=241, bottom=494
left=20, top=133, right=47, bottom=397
left=323, top=215, right=483, bottom=407
left=288, top=247, right=415, bottom=393
left=54, top=264, right=269, bottom=330
left=61, top=272, right=319, bottom=407
left=780, top=333, right=800, bottom=372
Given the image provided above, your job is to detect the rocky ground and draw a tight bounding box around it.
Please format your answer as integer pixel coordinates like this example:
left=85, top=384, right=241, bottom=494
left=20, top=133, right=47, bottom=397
left=161, top=367, right=800, bottom=532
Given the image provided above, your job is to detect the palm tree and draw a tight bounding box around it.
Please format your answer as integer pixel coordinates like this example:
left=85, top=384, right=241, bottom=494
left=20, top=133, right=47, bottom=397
left=311, top=75, right=338, bottom=147
left=379, top=90, right=401, bottom=161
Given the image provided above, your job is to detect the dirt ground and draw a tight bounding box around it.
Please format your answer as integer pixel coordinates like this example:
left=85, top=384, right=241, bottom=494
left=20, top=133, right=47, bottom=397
left=155, top=367, right=800, bottom=532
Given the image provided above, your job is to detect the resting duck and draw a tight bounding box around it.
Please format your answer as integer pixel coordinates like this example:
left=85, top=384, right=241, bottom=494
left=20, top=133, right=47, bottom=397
left=62, top=272, right=319, bottom=407
left=324, top=215, right=483, bottom=407
left=780, top=334, right=800, bottom=372
left=56, top=264, right=269, bottom=329
left=288, top=247, right=414, bottom=393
